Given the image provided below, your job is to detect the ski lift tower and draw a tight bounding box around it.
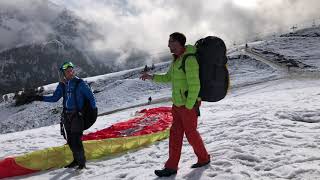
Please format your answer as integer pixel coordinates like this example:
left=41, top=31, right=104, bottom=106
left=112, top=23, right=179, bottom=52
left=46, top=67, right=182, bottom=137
left=312, top=19, right=316, bottom=28
left=290, top=25, right=297, bottom=32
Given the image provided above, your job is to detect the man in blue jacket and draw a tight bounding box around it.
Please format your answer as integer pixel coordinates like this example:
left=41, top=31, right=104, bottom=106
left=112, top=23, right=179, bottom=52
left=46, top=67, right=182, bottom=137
left=34, top=61, right=97, bottom=170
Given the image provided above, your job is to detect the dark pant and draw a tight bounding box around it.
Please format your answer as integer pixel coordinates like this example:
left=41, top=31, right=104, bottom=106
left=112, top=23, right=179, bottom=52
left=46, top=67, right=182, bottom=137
left=62, top=112, right=86, bottom=166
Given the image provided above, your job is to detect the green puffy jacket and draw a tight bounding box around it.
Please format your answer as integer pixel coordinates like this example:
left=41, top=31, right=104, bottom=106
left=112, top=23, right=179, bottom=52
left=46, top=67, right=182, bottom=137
left=153, top=45, right=200, bottom=109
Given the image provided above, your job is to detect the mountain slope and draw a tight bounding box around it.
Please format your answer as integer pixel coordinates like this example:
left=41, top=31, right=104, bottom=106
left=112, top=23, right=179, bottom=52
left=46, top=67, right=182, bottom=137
left=0, top=0, right=113, bottom=95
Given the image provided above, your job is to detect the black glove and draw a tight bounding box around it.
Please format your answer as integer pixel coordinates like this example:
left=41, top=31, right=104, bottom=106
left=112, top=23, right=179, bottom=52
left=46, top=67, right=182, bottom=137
left=194, top=101, right=201, bottom=117
left=33, top=95, right=43, bottom=101
left=26, top=95, right=43, bottom=102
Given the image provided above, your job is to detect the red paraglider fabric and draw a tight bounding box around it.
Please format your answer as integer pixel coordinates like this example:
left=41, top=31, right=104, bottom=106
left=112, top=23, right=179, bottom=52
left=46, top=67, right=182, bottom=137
left=82, top=107, right=172, bottom=140
left=0, top=107, right=172, bottom=179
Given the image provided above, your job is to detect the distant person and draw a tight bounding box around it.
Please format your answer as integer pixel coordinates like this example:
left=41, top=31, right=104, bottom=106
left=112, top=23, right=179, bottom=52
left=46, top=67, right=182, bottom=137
left=31, top=61, right=97, bottom=170
left=144, top=65, right=149, bottom=72
left=148, top=96, right=152, bottom=104
left=140, top=32, right=210, bottom=177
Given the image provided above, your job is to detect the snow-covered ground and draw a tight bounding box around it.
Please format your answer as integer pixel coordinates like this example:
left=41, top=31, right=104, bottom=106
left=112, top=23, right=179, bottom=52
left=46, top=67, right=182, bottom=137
left=0, top=52, right=279, bottom=134
left=1, top=27, right=320, bottom=179
left=250, top=26, right=320, bottom=70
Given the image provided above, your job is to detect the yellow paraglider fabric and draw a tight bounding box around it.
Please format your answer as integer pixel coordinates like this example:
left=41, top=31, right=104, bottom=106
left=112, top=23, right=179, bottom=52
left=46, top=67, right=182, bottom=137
left=15, top=129, right=169, bottom=170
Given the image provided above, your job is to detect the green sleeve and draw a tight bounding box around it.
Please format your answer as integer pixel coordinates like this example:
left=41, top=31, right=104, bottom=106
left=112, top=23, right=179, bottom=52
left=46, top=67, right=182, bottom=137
left=153, top=64, right=172, bottom=83
left=185, top=56, right=200, bottom=109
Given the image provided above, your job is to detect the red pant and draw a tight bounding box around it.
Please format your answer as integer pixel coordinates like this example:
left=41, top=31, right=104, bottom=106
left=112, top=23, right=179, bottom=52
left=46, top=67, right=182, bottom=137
left=165, top=104, right=209, bottom=170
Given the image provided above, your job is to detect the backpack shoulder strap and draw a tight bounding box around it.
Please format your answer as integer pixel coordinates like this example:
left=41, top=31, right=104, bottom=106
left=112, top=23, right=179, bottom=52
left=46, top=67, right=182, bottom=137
left=73, top=78, right=84, bottom=111
left=59, top=82, right=66, bottom=109
left=74, top=78, right=83, bottom=87
left=179, top=53, right=196, bottom=73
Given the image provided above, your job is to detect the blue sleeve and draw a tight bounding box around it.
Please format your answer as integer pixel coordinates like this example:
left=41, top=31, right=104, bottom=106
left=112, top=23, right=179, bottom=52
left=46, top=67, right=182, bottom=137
left=79, top=81, right=97, bottom=109
left=42, top=83, right=63, bottom=102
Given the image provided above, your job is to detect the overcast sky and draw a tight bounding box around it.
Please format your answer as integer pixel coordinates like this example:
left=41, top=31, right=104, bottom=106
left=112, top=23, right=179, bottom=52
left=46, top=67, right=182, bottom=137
left=0, top=0, right=319, bottom=66
left=49, top=0, right=320, bottom=54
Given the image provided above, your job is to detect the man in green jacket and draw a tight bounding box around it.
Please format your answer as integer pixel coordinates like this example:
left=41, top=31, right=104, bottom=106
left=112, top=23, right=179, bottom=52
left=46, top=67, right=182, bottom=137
left=140, top=32, right=210, bottom=177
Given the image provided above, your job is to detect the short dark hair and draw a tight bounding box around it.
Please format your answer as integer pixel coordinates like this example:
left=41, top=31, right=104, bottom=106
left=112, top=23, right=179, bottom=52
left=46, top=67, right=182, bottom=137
left=170, top=32, right=186, bottom=46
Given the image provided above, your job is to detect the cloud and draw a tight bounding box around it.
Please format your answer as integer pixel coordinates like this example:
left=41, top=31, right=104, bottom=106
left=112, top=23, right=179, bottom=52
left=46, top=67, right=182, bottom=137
left=1, top=0, right=319, bottom=66
left=0, top=0, right=59, bottom=49
left=55, top=0, right=319, bottom=50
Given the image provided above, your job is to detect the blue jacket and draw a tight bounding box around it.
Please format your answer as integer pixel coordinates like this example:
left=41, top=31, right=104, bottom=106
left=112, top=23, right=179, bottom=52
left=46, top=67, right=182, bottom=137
left=43, top=77, right=96, bottom=111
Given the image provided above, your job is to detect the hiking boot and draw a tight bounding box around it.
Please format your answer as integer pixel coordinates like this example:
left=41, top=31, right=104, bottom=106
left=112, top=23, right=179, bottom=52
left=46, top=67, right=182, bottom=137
left=76, top=164, right=86, bottom=170
left=64, top=160, right=78, bottom=168
left=154, top=168, right=177, bottom=177
left=191, top=156, right=211, bottom=168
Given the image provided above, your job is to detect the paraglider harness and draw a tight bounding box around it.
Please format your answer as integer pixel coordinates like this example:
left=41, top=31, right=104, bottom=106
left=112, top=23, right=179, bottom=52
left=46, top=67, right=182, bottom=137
left=59, top=79, right=97, bottom=140
left=179, top=36, right=230, bottom=116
